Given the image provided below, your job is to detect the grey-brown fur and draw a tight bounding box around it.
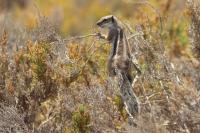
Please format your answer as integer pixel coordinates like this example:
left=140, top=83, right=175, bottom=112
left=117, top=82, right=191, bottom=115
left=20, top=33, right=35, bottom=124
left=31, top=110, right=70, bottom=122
left=96, top=15, right=140, bottom=123
left=96, top=15, right=132, bottom=82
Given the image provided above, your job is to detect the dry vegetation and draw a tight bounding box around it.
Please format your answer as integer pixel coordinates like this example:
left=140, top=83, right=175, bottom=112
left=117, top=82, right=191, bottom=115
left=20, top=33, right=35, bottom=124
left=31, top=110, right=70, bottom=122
left=0, top=0, right=200, bottom=133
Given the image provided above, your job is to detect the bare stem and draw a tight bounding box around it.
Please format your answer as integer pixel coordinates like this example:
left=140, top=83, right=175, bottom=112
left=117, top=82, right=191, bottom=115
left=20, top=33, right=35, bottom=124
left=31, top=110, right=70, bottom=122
left=64, top=33, right=99, bottom=42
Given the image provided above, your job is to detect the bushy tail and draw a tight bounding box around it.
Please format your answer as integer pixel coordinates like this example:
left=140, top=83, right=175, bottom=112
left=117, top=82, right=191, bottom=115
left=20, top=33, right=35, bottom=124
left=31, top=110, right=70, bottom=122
left=116, top=70, right=140, bottom=124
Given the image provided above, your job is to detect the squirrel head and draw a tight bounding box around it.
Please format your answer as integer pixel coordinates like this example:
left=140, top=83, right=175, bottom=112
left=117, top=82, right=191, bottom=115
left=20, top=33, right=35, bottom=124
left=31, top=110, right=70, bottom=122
left=96, top=15, right=118, bottom=29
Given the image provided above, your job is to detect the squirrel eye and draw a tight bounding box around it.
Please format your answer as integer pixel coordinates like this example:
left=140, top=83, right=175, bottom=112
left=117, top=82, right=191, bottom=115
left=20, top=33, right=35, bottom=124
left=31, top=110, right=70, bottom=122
left=111, top=16, right=114, bottom=22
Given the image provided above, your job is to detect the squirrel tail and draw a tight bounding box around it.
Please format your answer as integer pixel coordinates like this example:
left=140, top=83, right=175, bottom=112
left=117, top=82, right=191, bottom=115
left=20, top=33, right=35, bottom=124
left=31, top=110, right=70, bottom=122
left=116, top=70, right=140, bottom=124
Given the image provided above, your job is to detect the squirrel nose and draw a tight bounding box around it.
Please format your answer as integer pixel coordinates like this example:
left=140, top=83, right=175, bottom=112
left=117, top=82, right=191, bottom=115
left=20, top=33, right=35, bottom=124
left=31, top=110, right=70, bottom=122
left=96, top=22, right=100, bottom=26
left=96, top=21, right=101, bottom=26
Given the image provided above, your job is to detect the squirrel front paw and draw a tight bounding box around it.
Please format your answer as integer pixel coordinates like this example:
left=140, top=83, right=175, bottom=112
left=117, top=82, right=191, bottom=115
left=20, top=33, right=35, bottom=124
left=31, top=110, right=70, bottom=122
left=97, top=32, right=106, bottom=39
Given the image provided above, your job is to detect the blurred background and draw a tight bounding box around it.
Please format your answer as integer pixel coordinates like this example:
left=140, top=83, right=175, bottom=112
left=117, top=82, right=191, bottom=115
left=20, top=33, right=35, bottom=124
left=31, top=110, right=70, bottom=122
left=0, top=0, right=187, bottom=35
left=0, top=0, right=190, bottom=58
left=1, top=0, right=200, bottom=133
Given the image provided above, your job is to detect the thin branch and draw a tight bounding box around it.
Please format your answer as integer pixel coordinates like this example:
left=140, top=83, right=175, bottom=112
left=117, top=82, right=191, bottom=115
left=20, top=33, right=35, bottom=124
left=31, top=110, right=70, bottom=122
left=159, top=81, right=170, bottom=103
left=128, top=32, right=144, bottom=40
left=63, top=33, right=99, bottom=42
left=62, top=31, right=143, bottom=43
left=140, top=79, right=152, bottom=110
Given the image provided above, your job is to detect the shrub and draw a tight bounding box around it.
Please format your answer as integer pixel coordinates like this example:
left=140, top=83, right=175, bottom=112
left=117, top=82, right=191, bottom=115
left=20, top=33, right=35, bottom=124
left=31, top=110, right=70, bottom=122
left=72, top=104, right=91, bottom=133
